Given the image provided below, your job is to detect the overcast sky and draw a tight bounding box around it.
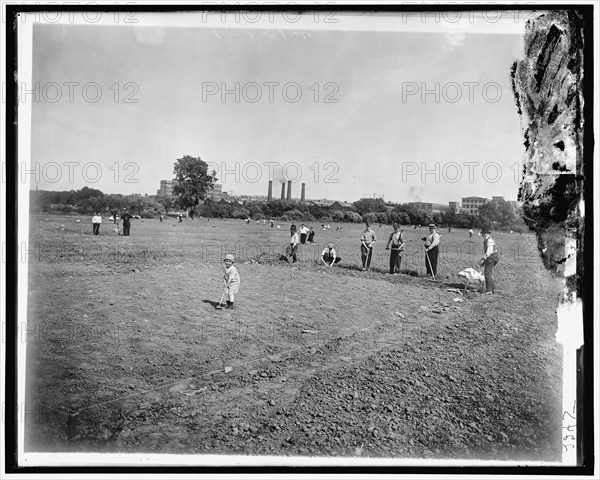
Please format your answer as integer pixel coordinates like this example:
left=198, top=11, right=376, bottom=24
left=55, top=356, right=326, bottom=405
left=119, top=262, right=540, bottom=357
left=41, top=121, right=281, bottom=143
left=28, top=10, right=528, bottom=204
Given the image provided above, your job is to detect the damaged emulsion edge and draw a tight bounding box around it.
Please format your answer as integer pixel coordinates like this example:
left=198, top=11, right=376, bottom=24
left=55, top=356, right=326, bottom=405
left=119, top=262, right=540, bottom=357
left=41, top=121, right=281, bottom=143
left=511, top=10, right=585, bottom=465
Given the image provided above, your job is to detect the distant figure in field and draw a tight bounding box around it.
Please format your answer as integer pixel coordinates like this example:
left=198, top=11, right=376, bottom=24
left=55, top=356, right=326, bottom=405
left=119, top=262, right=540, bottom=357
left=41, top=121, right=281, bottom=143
left=92, top=212, right=102, bottom=235
left=479, top=227, right=499, bottom=295
left=245, top=218, right=250, bottom=224
left=336, top=226, right=342, bottom=231
left=159, top=215, right=164, bottom=223
left=177, top=215, right=183, bottom=223
left=111, top=209, right=118, bottom=224
left=423, top=223, right=440, bottom=277
left=256, top=220, right=260, bottom=225
left=299, top=224, right=309, bottom=244
left=448, top=227, right=451, bottom=233
left=321, top=243, right=341, bottom=267
left=386, top=223, right=405, bottom=274
left=469, top=228, right=473, bottom=238
left=121, top=211, right=132, bottom=236
left=308, top=227, right=315, bottom=243
left=360, top=222, right=376, bottom=271
left=270, top=219, right=274, bottom=227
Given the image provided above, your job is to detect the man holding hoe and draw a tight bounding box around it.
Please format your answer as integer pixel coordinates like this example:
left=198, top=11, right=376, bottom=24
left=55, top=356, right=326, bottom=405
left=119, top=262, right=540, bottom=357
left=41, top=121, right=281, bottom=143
left=360, top=222, right=376, bottom=271
left=386, top=223, right=405, bottom=274
left=288, top=226, right=300, bottom=263
left=479, top=227, right=499, bottom=294
left=422, top=223, right=440, bottom=278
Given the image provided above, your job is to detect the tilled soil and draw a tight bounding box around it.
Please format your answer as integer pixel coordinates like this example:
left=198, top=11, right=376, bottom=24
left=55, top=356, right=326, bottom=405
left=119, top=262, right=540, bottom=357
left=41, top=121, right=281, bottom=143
left=24, top=219, right=563, bottom=461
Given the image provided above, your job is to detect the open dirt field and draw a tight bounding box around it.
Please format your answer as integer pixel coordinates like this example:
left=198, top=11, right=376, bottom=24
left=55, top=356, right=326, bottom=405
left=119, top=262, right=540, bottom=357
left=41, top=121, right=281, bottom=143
left=24, top=215, right=564, bottom=460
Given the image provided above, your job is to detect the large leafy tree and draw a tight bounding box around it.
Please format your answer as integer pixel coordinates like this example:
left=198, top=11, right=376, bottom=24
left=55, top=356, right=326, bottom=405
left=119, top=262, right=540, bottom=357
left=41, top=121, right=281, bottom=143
left=172, top=155, right=216, bottom=212
left=478, top=199, right=519, bottom=229
left=353, top=198, right=387, bottom=215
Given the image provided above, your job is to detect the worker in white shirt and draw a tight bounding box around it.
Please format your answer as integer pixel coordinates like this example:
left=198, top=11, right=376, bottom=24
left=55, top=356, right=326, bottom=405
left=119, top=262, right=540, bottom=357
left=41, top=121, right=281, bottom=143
left=92, top=212, right=102, bottom=235
left=299, top=224, right=310, bottom=244
left=321, top=243, right=341, bottom=267
left=360, top=222, right=377, bottom=271
left=423, top=223, right=440, bottom=277
left=288, top=228, right=300, bottom=263
left=479, top=227, right=499, bottom=294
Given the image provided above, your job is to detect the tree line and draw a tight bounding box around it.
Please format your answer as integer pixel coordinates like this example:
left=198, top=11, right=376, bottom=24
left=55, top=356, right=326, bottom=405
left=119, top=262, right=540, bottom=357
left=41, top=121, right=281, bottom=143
left=29, top=187, right=174, bottom=218
left=30, top=188, right=527, bottom=232
left=29, top=155, right=528, bottom=232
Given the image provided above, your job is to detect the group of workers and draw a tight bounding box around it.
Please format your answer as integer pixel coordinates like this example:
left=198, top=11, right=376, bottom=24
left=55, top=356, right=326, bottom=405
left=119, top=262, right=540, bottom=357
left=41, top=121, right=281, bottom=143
left=91, top=211, right=133, bottom=236
left=289, top=221, right=499, bottom=294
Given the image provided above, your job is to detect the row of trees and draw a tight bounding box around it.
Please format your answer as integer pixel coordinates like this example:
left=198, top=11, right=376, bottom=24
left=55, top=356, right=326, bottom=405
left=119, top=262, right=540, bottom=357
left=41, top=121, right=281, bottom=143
left=197, top=198, right=526, bottom=232
left=29, top=187, right=174, bottom=218
left=30, top=156, right=528, bottom=232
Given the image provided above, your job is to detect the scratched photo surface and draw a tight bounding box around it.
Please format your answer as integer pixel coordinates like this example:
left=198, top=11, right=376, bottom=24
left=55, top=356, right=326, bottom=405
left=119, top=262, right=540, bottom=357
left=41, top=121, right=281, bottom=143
left=18, top=6, right=585, bottom=465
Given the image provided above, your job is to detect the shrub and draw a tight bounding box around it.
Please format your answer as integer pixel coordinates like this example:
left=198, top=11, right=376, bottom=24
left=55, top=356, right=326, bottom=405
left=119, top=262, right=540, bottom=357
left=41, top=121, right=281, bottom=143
left=331, top=210, right=345, bottom=222
left=286, top=208, right=304, bottom=220
left=376, top=212, right=388, bottom=224
left=344, top=211, right=363, bottom=223
left=231, top=208, right=250, bottom=219
left=362, top=212, right=378, bottom=224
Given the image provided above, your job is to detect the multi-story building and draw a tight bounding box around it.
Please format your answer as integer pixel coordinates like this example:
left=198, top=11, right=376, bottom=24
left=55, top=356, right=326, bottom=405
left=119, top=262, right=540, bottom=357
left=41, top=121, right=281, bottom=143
left=461, top=196, right=490, bottom=215
left=448, top=201, right=471, bottom=215
left=207, top=184, right=229, bottom=202
left=157, top=179, right=178, bottom=197
left=407, top=202, right=451, bottom=215
left=238, top=195, right=268, bottom=203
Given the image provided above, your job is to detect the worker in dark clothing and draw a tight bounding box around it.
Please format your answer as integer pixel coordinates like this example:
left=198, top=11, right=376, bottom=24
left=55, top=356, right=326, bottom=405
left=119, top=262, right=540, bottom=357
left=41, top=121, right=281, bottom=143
left=121, top=211, right=132, bottom=236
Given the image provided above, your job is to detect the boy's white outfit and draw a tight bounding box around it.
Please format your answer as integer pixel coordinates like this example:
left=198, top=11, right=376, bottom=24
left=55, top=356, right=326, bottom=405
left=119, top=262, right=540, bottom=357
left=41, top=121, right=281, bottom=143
left=223, top=265, right=240, bottom=302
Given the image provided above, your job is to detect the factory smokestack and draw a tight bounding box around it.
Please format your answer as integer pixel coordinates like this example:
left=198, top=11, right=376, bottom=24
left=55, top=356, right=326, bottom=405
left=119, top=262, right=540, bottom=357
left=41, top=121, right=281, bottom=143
left=287, top=180, right=292, bottom=201
left=281, top=182, right=286, bottom=200
left=301, top=183, right=306, bottom=202
left=267, top=180, right=273, bottom=202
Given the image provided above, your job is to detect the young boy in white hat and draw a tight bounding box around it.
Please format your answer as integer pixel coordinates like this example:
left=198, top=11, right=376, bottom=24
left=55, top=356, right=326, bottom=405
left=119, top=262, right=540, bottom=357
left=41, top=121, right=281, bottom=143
left=223, top=254, right=240, bottom=309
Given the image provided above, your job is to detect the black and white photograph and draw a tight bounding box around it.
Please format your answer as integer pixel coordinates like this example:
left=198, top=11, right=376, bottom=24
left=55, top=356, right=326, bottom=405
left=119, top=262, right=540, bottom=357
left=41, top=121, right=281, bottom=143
left=2, top=0, right=597, bottom=475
